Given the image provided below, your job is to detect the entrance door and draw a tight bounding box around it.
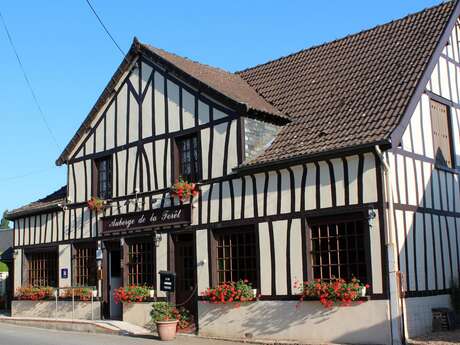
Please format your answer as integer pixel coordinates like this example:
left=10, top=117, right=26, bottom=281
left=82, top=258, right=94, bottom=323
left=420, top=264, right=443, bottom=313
left=174, top=234, right=196, bottom=314
left=109, top=248, right=122, bottom=319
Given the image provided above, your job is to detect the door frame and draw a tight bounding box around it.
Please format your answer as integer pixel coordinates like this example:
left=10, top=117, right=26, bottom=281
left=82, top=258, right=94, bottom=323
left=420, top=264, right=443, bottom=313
left=102, top=240, right=123, bottom=319
left=169, top=232, right=198, bottom=321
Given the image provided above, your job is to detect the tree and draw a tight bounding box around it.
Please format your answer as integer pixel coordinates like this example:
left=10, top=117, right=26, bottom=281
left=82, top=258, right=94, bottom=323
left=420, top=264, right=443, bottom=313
left=0, top=210, right=10, bottom=229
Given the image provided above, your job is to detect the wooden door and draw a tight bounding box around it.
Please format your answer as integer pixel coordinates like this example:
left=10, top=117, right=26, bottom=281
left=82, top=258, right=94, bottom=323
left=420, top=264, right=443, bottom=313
left=174, top=234, right=196, bottom=314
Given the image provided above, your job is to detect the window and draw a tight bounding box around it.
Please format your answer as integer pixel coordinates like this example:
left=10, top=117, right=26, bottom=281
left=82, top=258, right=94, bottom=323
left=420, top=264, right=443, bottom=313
left=27, top=251, right=58, bottom=287
left=430, top=99, right=454, bottom=168
left=176, top=135, right=200, bottom=182
left=309, top=214, right=369, bottom=283
left=73, top=244, right=97, bottom=287
left=94, top=156, right=112, bottom=199
left=213, top=228, right=257, bottom=286
left=127, top=240, right=155, bottom=286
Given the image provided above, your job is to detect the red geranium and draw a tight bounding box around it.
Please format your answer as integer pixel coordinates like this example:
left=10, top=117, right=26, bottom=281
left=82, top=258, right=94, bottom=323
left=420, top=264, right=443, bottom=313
left=170, top=177, right=199, bottom=202
left=296, top=277, right=369, bottom=308
left=201, top=279, right=257, bottom=308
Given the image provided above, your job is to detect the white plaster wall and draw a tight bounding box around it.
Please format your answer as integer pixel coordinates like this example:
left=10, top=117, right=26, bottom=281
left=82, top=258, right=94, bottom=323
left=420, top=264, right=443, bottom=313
left=198, top=300, right=391, bottom=345
left=156, top=233, right=168, bottom=298
left=404, top=294, right=451, bottom=338
left=14, top=249, right=22, bottom=292
left=58, top=244, right=72, bottom=288
left=196, top=229, right=209, bottom=293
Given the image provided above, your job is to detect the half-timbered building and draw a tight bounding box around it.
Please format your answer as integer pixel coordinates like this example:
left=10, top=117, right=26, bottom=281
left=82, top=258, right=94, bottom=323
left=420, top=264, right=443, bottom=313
left=7, top=2, right=460, bottom=344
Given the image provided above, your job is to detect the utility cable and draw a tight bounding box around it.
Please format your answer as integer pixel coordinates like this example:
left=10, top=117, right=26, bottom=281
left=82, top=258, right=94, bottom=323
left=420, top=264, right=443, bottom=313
left=0, top=9, right=60, bottom=151
left=84, top=0, right=125, bottom=56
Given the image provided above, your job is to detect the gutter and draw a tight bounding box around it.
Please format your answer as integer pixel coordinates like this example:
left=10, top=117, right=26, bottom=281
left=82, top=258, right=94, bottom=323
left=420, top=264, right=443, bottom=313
left=5, top=202, right=64, bottom=221
left=374, top=145, right=404, bottom=345
left=236, top=139, right=391, bottom=175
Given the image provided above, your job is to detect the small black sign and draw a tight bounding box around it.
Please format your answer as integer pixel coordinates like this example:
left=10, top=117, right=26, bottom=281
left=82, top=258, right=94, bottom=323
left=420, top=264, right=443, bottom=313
left=61, top=268, right=68, bottom=279
left=159, top=271, right=176, bottom=292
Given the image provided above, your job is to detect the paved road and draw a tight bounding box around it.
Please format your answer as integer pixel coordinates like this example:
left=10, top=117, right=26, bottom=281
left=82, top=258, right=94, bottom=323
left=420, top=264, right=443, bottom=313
left=0, top=323, right=242, bottom=345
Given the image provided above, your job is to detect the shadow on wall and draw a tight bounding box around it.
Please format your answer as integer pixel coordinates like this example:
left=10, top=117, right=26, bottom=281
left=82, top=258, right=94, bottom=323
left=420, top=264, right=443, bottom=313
left=198, top=300, right=390, bottom=344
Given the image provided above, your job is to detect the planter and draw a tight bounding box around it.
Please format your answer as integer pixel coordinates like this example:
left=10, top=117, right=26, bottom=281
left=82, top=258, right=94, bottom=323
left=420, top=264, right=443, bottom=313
left=156, top=320, right=178, bottom=341
left=12, top=300, right=101, bottom=320
left=123, top=302, right=153, bottom=328
left=360, top=286, right=367, bottom=297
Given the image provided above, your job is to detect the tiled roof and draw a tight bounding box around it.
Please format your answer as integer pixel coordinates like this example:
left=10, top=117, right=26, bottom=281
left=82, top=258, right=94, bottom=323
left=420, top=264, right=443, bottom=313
left=7, top=186, right=66, bottom=219
left=237, top=1, right=456, bottom=166
left=141, top=43, right=288, bottom=121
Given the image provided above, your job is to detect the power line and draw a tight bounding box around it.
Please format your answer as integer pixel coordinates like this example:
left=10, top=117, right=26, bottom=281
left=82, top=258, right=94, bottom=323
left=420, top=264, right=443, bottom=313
left=84, top=0, right=125, bottom=57
left=0, top=9, right=60, bottom=151
left=0, top=166, right=56, bottom=182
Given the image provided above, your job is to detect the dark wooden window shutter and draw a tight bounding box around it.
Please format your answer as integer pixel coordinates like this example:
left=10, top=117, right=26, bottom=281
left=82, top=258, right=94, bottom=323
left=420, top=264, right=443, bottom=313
left=430, top=99, right=454, bottom=168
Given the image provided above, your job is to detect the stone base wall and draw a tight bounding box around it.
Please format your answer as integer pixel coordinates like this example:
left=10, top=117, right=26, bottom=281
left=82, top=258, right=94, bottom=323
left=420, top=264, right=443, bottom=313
left=403, top=294, right=451, bottom=338
left=198, top=300, right=391, bottom=345
left=12, top=300, right=101, bottom=320
left=123, top=302, right=152, bottom=328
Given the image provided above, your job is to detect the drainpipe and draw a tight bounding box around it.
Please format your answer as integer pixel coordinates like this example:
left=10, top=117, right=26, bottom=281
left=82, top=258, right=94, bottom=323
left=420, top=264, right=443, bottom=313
left=375, top=145, right=403, bottom=345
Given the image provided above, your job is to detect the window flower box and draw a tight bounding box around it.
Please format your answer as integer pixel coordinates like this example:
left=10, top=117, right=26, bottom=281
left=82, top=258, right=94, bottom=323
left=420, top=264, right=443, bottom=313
left=113, top=285, right=153, bottom=304
left=295, top=278, right=370, bottom=308
left=15, top=286, right=55, bottom=301
left=201, top=280, right=258, bottom=307
left=170, top=177, right=199, bottom=202
left=87, top=196, right=108, bottom=213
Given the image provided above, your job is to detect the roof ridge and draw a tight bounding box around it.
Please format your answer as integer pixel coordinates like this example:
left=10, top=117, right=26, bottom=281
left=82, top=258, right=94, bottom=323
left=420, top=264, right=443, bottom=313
left=141, top=44, right=237, bottom=77
left=236, top=0, right=454, bottom=75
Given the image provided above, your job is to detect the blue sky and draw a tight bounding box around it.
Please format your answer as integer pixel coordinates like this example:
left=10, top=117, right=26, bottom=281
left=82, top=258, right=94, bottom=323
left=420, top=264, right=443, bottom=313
left=0, top=0, right=442, bottom=217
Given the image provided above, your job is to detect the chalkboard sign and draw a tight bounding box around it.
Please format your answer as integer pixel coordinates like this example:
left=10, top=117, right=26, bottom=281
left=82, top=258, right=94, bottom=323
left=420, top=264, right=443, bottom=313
left=159, top=271, right=176, bottom=292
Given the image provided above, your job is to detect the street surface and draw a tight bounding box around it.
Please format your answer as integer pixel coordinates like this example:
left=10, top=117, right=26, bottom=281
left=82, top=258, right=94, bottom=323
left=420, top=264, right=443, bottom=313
left=0, top=323, right=241, bottom=345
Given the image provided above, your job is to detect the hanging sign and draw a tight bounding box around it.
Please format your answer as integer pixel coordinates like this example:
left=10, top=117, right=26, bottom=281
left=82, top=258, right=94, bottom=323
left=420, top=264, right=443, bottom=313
left=101, top=205, right=191, bottom=234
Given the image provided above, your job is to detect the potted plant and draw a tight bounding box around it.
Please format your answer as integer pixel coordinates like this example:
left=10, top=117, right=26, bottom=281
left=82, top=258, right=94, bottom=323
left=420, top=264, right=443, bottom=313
left=87, top=196, right=107, bottom=213
left=170, top=177, right=199, bottom=202
left=151, top=302, right=179, bottom=341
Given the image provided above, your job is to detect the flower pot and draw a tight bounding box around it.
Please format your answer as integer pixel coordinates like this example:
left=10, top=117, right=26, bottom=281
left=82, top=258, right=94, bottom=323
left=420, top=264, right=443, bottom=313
left=360, top=286, right=367, bottom=297
left=149, top=289, right=155, bottom=298
left=252, top=289, right=258, bottom=299
left=156, top=320, right=178, bottom=341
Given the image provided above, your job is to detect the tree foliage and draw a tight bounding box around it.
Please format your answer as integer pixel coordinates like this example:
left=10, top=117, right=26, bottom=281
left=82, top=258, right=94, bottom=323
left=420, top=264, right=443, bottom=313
left=0, top=210, right=10, bottom=229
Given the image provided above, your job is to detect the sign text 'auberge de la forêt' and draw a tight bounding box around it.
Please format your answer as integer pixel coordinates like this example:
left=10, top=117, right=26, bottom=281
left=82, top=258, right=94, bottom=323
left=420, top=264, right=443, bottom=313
left=101, top=205, right=191, bottom=234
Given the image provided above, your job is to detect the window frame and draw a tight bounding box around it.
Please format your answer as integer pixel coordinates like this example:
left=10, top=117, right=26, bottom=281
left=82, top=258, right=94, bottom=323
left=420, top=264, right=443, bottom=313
left=72, top=242, right=97, bottom=287
left=305, top=212, right=372, bottom=289
left=92, top=155, right=113, bottom=199
left=173, top=133, right=202, bottom=183
left=429, top=98, right=456, bottom=169
left=25, top=248, right=58, bottom=287
left=125, top=237, right=156, bottom=287
left=210, top=225, right=259, bottom=288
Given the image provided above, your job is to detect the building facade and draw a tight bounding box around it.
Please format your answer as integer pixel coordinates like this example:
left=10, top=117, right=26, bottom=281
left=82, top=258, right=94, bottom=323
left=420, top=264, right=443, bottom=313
left=7, top=2, right=460, bottom=344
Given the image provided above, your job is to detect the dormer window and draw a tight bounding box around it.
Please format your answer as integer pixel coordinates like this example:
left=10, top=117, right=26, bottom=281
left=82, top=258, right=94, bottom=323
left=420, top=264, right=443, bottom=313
left=94, top=156, right=112, bottom=199
left=175, top=134, right=201, bottom=182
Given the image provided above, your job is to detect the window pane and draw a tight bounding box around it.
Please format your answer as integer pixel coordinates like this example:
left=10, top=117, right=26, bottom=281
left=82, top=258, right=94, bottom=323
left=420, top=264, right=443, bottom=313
left=74, top=245, right=96, bottom=287
left=127, top=241, right=155, bottom=286
left=28, top=251, right=58, bottom=287
left=177, top=135, right=200, bottom=181
left=215, top=228, right=257, bottom=287
left=309, top=216, right=368, bottom=282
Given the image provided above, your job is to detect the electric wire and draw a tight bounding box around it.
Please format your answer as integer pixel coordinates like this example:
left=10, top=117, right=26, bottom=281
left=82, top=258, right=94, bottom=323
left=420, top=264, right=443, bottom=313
left=0, top=9, right=60, bottom=151
left=84, top=0, right=125, bottom=57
